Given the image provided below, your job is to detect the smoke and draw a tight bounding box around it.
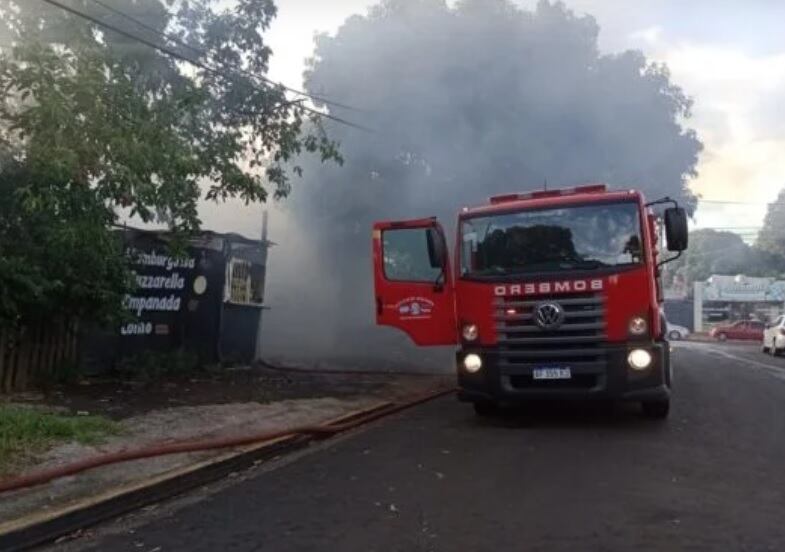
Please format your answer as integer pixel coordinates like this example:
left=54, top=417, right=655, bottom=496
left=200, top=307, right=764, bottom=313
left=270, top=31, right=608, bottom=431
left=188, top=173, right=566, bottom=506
left=260, top=0, right=702, bottom=369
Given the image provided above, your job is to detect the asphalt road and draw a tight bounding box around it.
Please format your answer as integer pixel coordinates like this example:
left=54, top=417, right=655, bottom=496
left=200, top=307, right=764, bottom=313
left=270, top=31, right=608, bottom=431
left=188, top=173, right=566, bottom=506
left=60, top=341, right=785, bottom=552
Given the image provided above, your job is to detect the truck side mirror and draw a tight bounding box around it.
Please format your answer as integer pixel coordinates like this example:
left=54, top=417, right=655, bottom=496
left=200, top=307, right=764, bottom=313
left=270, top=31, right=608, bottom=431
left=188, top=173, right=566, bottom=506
left=664, top=207, right=688, bottom=252
left=426, top=226, right=446, bottom=269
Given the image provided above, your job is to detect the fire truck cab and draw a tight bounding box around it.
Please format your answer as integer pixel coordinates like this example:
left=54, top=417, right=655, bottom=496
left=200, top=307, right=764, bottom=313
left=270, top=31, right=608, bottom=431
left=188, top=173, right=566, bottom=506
left=371, top=184, right=688, bottom=418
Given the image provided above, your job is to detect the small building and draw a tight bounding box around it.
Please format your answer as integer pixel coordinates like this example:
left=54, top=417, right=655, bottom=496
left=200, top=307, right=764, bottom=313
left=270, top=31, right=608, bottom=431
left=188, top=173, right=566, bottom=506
left=692, top=274, right=785, bottom=332
left=81, top=225, right=270, bottom=374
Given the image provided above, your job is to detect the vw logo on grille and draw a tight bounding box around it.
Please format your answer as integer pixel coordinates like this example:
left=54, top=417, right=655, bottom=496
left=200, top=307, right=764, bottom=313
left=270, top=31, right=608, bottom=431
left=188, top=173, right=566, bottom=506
left=535, top=302, right=565, bottom=330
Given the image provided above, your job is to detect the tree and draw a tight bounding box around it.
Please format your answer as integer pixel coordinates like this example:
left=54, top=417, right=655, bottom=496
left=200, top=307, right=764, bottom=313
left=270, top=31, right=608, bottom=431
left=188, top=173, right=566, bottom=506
left=0, top=158, right=130, bottom=326
left=664, top=230, right=749, bottom=288
left=757, top=188, right=785, bottom=258
left=264, top=0, right=704, bottom=356
left=663, top=229, right=785, bottom=290
left=0, top=0, right=342, bottom=327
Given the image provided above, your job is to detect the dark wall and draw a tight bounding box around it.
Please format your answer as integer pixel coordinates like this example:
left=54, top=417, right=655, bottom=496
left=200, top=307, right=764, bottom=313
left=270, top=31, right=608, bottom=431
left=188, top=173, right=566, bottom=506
left=181, top=248, right=226, bottom=363
left=116, top=234, right=223, bottom=363
left=664, top=299, right=694, bottom=331
left=81, top=233, right=227, bottom=372
left=78, top=325, right=119, bottom=376
left=219, top=303, right=262, bottom=364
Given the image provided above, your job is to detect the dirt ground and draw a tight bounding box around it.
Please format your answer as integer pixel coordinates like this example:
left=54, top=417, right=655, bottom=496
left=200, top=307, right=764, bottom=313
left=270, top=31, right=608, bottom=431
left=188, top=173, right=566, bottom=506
left=7, top=361, right=453, bottom=420
left=0, top=361, right=453, bottom=528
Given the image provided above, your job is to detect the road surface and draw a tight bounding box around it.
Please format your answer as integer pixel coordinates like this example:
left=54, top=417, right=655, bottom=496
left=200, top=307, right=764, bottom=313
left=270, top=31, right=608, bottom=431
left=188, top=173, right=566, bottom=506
left=58, top=341, right=785, bottom=551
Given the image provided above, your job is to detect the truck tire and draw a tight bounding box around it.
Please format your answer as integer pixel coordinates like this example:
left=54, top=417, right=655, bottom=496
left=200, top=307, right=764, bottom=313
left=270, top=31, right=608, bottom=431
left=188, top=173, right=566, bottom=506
left=473, top=401, right=498, bottom=417
left=642, top=399, right=670, bottom=419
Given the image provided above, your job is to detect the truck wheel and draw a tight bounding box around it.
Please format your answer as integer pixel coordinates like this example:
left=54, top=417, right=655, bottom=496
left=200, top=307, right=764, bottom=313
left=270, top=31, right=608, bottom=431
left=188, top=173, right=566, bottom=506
left=642, top=399, right=670, bottom=419
left=473, top=401, right=498, bottom=417
left=668, top=330, right=681, bottom=341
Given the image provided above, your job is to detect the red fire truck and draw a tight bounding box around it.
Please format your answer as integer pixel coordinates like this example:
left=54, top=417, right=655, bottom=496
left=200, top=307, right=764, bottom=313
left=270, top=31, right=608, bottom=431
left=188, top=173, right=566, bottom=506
left=372, top=184, right=688, bottom=418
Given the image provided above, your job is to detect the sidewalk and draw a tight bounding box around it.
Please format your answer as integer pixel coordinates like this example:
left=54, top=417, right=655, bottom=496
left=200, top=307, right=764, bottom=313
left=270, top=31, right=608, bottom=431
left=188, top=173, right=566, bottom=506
left=0, top=362, right=452, bottom=539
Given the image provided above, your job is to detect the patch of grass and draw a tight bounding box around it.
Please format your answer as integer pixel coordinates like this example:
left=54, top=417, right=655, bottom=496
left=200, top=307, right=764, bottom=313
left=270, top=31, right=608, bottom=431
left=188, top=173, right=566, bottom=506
left=113, top=350, right=201, bottom=381
left=0, top=406, right=120, bottom=475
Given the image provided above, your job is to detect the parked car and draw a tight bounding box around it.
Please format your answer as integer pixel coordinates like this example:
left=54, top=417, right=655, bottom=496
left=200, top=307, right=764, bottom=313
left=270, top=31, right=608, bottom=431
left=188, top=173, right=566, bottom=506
left=762, top=316, right=785, bottom=355
left=709, top=320, right=765, bottom=341
left=666, top=322, right=690, bottom=341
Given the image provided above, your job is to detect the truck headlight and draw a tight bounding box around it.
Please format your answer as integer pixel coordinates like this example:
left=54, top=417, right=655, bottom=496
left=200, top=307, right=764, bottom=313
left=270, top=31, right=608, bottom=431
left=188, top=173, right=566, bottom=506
left=462, top=323, right=479, bottom=342
left=627, top=349, right=652, bottom=370
left=463, top=353, right=482, bottom=373
left=629, top=316, right=648, bottom=336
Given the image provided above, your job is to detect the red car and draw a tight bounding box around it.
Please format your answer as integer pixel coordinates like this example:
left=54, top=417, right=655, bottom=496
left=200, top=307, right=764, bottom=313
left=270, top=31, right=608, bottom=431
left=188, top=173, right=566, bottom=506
left=710, top=320, right=765, bottom=341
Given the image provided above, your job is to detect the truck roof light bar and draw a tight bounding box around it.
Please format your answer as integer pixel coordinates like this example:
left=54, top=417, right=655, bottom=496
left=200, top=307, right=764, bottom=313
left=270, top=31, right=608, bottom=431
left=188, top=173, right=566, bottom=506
left=488, top=184, right=608, bottom=204
left=572, top=183, right=608, bottom=194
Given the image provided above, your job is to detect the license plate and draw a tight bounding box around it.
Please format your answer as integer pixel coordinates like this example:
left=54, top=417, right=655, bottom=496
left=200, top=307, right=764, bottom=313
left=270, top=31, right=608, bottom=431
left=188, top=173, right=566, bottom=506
left=532, top=368, right=572, bottom=380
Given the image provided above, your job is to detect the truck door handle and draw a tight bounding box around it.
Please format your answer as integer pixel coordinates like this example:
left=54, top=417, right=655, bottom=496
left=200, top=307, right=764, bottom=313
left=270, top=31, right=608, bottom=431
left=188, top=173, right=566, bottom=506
left=376, top=296, right=383, bottom=315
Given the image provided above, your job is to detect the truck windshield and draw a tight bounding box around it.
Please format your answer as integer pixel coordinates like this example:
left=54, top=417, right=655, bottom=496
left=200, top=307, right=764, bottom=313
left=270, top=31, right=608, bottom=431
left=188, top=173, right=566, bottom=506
left=460, top=201, right=643, bottom=277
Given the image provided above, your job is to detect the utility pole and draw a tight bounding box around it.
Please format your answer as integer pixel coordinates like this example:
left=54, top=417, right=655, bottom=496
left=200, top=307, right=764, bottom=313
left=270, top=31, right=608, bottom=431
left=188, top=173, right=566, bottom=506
left=254, top=210, right=269, bottom=361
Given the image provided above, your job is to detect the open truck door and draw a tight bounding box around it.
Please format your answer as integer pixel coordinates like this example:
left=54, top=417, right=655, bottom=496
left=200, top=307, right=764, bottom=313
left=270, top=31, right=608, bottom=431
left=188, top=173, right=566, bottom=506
left=372, top=218, right=458, bottom=346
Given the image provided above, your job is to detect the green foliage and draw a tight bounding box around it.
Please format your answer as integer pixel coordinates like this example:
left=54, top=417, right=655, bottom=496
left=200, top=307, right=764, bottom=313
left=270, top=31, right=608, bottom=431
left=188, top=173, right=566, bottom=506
left=113, top=350, right=201, bottom=381
left=0, top=159, right=132, bottom=327
left=0, top=405, right=119, bottom=474
left=0, top=0, right=342, bottom=328
left=664, top=229, right=785, bottom=289
left=757, top=189, right=785, bottom=258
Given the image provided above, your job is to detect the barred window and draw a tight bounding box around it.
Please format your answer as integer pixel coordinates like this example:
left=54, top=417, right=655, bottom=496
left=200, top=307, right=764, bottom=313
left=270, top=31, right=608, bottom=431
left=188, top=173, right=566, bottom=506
left=226, top=259, right=265, bottom=306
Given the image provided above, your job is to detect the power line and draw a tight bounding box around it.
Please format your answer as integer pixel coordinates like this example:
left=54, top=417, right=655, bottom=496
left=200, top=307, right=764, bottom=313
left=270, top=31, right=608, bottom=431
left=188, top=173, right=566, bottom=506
left=38, top=0, right=372, bottom=132
left=695, top=233, right=760, bottom=238
left=695, top=226, right=762, bottom=230
left=695, top=231, right=761, bottom=234
left=698, top=199, right=781, bottom=206
left=680, top=243, right=750, bottom=259
left=666, top=240, right=770, bottom=262
left=87, top=0, right=364, bottom=114
left=691, top=225, right=761, bottom=230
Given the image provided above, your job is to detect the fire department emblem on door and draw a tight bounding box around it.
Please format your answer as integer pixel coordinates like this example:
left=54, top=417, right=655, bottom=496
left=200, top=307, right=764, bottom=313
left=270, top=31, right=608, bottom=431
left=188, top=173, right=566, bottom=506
left=394, top=297, right=434, bottom=319
left=535, top=302, right=564, bottom=330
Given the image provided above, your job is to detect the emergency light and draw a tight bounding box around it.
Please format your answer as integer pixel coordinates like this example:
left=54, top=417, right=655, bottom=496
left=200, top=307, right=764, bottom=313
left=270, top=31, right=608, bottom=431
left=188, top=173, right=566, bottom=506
left=489, top=184, right=608, bottom=204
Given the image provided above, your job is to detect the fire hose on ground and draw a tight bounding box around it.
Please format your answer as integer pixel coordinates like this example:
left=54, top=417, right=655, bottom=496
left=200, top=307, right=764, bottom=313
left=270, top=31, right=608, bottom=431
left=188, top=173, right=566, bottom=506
left=0, top=387, right=455, bottom=495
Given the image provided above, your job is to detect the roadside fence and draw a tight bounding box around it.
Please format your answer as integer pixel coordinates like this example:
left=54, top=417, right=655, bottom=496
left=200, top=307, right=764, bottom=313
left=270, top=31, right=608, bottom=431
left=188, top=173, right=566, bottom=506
left=0, top=319, right=79, bottom=393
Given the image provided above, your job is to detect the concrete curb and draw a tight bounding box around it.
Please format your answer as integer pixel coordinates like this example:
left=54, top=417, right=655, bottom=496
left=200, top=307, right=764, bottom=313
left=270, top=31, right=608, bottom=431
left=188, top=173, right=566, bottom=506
left=0, top=400, right=396, bottom=552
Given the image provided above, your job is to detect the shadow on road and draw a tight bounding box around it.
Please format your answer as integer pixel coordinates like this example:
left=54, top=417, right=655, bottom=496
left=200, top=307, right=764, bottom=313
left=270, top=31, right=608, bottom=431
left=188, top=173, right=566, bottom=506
left=469, top=400, right=668, bottom=431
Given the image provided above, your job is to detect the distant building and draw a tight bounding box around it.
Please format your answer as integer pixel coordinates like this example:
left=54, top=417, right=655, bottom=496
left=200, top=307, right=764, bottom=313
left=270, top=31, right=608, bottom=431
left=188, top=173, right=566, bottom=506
left=693, top=274, right=785, bottom=332
left=81, top=226, right=270, bottom=374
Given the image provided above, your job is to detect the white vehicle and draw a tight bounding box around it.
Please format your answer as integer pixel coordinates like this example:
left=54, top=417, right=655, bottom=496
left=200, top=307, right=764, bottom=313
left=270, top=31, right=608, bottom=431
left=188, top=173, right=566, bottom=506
left=762, top=316, right=785, bottom=356
left=666, top=322, right=690, bottom=341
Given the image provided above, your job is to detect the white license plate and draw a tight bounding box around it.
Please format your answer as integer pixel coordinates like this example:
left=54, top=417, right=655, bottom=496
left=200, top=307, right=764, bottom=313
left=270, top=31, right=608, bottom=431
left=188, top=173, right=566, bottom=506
left=532, top=368, right=572, bottom=380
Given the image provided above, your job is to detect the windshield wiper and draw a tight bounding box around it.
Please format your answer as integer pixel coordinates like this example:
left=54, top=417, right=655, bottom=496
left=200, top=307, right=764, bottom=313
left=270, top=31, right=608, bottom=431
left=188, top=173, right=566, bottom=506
left=558, top=259, right=608, bottom=270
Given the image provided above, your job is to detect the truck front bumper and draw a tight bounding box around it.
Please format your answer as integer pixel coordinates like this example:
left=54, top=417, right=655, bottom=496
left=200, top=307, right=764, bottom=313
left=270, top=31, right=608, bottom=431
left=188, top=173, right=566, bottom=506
left=456, top=342, right=670, bottom=405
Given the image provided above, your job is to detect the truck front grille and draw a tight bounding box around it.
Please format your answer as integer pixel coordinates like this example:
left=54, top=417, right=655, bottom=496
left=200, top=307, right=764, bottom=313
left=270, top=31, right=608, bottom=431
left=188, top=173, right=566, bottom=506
left=494, top=293, right=607, bottom=366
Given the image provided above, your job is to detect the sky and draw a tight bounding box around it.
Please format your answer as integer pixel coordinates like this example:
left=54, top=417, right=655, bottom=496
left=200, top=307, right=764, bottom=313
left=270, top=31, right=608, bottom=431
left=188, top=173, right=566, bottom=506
left=209, top=0, right=782, bottom=245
